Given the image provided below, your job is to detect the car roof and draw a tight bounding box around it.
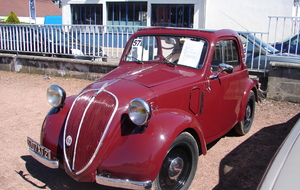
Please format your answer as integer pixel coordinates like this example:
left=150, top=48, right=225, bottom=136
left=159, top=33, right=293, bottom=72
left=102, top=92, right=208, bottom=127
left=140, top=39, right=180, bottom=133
left=134, top=27, right=241, bottom=41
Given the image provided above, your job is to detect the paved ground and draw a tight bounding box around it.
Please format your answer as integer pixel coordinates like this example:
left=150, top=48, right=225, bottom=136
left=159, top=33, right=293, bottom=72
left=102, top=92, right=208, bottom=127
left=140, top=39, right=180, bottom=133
left=0, top=70, right=299, bottom=190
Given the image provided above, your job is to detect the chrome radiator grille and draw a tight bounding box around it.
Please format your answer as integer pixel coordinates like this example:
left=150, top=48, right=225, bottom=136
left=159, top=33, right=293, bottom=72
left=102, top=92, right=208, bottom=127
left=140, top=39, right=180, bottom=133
left=63, top=89, right=117, bottom=174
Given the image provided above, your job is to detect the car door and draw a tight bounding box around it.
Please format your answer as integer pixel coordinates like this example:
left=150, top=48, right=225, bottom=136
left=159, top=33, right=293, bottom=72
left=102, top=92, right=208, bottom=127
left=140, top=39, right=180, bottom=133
left=201, top=38, right=246, bottom=142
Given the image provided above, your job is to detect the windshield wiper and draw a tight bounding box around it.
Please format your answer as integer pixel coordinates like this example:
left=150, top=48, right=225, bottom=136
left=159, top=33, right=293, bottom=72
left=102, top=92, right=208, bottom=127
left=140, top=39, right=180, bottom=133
left=162, top=56, right=177, bottom=67
left=128, top=56, right=144, bottom=64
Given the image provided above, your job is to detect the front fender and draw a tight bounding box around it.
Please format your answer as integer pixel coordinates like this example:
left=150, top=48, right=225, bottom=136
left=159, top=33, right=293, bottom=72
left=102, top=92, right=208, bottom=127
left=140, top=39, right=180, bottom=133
left=40, top=96, right=76, bottom=160
left=238, top=78, right=258, bottom=122
left=98, top=108, right=206, bottom=182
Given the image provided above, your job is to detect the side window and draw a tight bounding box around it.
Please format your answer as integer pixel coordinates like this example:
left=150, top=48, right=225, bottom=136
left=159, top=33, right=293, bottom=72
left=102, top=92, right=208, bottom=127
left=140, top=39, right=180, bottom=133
left=211, top=39, right=240, bottom=72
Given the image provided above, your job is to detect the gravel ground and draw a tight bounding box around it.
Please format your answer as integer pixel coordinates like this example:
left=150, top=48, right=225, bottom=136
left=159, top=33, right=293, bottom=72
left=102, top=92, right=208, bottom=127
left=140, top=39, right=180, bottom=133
left=0, top=70, right=299, bottom=190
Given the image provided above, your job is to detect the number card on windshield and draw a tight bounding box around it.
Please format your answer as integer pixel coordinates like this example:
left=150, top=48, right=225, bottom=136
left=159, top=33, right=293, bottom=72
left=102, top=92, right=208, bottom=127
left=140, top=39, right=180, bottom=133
left=132, top=39, right=142, bottom=47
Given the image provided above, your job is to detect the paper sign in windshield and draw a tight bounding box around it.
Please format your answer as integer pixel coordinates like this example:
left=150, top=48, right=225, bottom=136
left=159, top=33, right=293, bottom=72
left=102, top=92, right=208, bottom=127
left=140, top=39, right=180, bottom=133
left=178, top=39, right=205, bottom=68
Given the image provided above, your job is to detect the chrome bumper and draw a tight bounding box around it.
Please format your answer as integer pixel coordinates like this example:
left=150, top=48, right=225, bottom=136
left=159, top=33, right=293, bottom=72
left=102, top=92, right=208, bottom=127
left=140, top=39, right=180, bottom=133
left=96, top=174, right=152, bottom=190
left=28, top=147, right=59, bottom=169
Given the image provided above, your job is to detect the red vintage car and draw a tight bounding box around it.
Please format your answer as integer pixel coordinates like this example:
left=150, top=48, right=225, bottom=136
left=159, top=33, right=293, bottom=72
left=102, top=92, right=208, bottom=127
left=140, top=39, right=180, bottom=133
left=27, top=28, right=258, bottom=190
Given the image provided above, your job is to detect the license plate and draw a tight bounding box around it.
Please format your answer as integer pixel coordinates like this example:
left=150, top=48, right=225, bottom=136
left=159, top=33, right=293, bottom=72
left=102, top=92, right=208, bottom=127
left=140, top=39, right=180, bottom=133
left=27, top=137, right=51, bottom=160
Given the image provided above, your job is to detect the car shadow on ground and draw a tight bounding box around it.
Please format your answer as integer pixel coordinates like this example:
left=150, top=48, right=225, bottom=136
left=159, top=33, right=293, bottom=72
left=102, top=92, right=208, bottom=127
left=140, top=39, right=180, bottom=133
left=19, top=156, right=126, bottom=190
left=213, top=113, right=300, bottom=190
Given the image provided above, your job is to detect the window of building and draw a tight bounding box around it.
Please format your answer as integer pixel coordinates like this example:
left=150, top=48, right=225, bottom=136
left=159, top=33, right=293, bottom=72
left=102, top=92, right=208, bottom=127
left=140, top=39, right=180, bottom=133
left=71, top=4, right=103, bottom=25
left=107, top=2, right=147, bottom=26
left=151, top=4, right=194, bottom=28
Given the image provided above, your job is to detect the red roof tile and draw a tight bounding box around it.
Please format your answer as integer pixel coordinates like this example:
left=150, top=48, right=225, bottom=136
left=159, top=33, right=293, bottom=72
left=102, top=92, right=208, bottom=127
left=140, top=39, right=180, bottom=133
left=0, top=0, right=61, bottom=17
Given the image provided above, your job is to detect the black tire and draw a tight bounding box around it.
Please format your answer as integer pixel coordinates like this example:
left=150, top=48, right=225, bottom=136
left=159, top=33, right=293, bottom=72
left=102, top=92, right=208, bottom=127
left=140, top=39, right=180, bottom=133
left=235, top=91, right=256, bottom=135
left=153, top=132, right=199, bottom=190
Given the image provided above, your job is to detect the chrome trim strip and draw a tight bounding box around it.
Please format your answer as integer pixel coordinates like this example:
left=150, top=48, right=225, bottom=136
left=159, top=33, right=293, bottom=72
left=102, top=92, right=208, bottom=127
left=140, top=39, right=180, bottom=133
left=28, top=148, right=59, bottom=169
left=96, top=174, right=152, bottom=190
left=63, top=90, right=91, bottom=172
left=130, top=64, right=158, bottom=75
left=72, top=88, right=103, bottom=170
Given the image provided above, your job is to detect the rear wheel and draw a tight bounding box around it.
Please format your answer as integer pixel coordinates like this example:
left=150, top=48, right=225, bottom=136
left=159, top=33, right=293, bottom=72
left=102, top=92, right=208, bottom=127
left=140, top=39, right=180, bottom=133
left=153, top=132, right=199, bottom=190
left=235, top=91, right=256, bottom=135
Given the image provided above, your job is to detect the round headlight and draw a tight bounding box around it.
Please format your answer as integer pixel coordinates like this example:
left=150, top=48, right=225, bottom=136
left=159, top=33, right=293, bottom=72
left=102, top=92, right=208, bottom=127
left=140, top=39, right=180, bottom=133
left=47, top=85, right=66, bottom=108
left=128, top=98, right=151, bottom=126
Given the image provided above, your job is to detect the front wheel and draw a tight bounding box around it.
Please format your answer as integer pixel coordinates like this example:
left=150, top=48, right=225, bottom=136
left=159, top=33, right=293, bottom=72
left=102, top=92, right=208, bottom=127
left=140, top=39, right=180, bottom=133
left=153, top=132, right=199, bottom=190
left=235, top=91, right=256, bottom=135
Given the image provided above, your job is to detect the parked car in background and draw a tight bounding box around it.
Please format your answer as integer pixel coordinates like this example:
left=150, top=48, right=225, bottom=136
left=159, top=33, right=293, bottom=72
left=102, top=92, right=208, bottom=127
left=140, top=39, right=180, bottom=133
left=273, top=34, right=300, bottom=55
left=259, top=119, right=300, bottom=190
left=239, top=33, right=300, bottom=71
left=0, top=26, right=107, bottom=61
left=27, top=28, right=258, bottom=190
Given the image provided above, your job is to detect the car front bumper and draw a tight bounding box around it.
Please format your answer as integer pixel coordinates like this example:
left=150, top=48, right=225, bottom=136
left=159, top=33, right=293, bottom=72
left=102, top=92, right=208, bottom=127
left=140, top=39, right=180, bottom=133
left=27, top=137, right=152, bottom=189
left=28, top=146, right=59, bottom=169
left=27, top=137, right=59, bottom=169
left=96, top=174, right=152, bottom=190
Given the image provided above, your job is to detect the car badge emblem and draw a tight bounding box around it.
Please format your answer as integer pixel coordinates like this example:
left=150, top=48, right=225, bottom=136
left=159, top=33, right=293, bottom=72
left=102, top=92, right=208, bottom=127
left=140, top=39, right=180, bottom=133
left=66, top=135, right=72, bottom=146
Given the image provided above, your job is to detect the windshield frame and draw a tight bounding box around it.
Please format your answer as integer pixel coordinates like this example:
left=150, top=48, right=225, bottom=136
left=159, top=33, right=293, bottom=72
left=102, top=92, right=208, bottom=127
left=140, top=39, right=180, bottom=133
left=123, top=34, right=208, bottom=69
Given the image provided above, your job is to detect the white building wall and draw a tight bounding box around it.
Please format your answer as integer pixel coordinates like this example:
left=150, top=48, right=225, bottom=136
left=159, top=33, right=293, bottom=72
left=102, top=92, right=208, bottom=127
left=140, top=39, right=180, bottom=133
left=62, top=0, right=72, bottom=25
left=62, top=0, right=296, bottom=33
left=205, top=0, right=294, bottom=32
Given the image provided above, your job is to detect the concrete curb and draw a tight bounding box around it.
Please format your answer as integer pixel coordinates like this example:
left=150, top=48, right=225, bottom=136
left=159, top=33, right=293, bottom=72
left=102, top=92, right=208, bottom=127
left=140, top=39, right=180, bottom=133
left=0, top=53, right=119, bottom=80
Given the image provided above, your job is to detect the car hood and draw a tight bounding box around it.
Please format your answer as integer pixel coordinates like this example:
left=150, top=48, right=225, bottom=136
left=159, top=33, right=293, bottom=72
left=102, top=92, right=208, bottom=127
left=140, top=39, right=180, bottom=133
left=276, top=53, right=300, bottom=57
left=99, top=63, right=196, bottom=88
left=267, top=53, right=300, bottom=63
left=63, top=76, right=158, bottom=176
left=61, top=64, right=197, bottom=177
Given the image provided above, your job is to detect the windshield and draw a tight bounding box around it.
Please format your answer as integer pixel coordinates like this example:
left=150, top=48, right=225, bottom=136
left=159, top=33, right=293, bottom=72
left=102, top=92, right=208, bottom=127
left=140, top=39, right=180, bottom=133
left=125, top=35, right=207, bottom=69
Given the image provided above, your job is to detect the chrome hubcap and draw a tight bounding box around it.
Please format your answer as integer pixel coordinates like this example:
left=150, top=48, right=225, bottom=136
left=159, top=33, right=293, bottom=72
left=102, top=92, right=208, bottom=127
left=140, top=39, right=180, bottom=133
left=244, top=104, right=252, bottom=127
left=168, top=157, right=184, bottom=180
left=246, top=105, right=251, bottom=119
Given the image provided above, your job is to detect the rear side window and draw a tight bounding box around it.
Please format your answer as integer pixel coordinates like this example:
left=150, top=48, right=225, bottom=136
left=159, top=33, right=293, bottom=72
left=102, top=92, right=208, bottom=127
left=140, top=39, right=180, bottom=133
left=211, top=39, right=239, bottom=72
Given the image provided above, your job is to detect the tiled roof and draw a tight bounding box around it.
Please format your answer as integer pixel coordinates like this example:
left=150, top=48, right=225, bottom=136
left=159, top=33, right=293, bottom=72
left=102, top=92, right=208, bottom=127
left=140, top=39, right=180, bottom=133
left=0, top=0, right=61, bottom=17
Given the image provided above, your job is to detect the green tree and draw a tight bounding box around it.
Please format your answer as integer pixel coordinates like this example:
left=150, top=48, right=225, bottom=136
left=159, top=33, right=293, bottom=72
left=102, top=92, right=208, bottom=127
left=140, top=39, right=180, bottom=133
left=5, top=12, right=20, bottom=23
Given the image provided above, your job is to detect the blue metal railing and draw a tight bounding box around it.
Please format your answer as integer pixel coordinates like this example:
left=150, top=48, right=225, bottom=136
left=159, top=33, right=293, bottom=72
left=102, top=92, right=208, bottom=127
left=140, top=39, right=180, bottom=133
left=1, top=22, right=299, bottom=72
left=0, top=24, right=147, bottom=61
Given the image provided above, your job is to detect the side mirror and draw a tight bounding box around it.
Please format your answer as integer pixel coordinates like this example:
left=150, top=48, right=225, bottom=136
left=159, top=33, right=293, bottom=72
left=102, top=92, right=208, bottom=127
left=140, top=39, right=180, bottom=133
left=209, top=63, right=233, bottom=79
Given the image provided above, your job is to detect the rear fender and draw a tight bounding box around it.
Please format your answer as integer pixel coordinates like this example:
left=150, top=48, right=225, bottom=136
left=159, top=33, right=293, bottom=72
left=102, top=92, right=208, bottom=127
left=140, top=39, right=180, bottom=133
left=238, top=78, right=258, bottom=122
left=99, top=108, right=206, bottom=182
